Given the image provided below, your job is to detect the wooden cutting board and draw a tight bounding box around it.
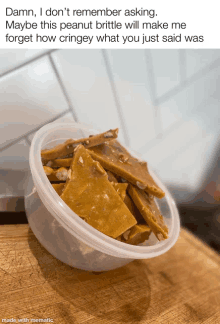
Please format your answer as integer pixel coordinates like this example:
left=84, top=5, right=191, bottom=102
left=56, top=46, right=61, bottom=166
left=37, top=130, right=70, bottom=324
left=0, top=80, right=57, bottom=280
left=0, top=225, right=220, bottom=323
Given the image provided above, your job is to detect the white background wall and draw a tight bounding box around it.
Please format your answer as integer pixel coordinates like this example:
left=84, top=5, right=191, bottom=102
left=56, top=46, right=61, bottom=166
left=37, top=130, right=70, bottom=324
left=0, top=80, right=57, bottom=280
left=0, top=49, right=220, bottom=203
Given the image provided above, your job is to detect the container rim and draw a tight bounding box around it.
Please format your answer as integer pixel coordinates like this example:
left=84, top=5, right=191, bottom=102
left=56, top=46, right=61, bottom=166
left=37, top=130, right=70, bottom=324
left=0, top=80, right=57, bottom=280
left=29, top=122, right=180, bottom=259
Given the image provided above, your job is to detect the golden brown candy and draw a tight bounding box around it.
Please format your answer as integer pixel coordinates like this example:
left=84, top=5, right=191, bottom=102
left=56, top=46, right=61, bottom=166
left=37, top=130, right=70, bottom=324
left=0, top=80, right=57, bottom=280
left=124, top=194, right=145, bottom=224
left=128, top=184, right=168, bottom=240
left=41, top=127, right=168, bottom=245
left=43, top=166, right=69, bottom=182
left=52, top=183, right=65, bottom=196
left=111, top=183, right=128, bottom=201
left=41, top=128, right=119, bottom=160
left=60, top=145, right=137, bottom=238
left=106, top=170, right=118, bottom=183
left=121, top=224, right=152, bottom=245
left=88, top=140, right=165, bottom=198
left=44, top=158, right=72, bottom=168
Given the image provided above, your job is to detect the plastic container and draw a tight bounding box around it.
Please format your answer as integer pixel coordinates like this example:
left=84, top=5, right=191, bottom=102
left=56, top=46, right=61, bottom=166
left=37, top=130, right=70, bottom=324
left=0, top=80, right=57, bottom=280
left=25, top=122, right=180, bottom=272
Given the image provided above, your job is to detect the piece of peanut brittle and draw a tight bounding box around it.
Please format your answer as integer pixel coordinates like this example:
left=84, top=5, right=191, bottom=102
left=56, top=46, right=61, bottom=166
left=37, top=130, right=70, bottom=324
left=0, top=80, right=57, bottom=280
left=41, top=128, right=119, bottom=160
left=124, top=194, right=145, bottom=224
left=128, top=184, right=168, bottom=241
left=43, top=166, right=69, bottom=182
left=88, top=140, right=165, bottom=199
left=106, top=170, right=118, bottom=183
left=44, top=158, right=73, bottom=168
left=60, top=145, right=137, bottom=238
left=52, top=183, right=66, bottom=196
left=111, top=183, right=128, bottom=201
left=119, top=224, right=152, bottom=245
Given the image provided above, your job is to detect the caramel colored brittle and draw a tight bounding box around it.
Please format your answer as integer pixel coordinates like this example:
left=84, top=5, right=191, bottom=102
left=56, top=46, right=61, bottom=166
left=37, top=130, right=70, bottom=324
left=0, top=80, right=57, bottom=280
left=106, top=170, right=118, bottom=183
left=60, top=145, right=137, bottom=238
left=88, top=140, right=165, bottom=198
left=41, top=127, right=168, bottom=245
left=128, top=185, right=168, bottom=240
left=43, top=166, right=69, bottom=182
left=111, top=183, right=128, bottom=201
left=52, top=183, right=66, bottom=196
left=121, top=224, right=152, bottom=245
left=41, top=128, right=119, bottom=160
left=45, top=158, right=72, bottom=168
left=124, top=194, right=145, bottom=224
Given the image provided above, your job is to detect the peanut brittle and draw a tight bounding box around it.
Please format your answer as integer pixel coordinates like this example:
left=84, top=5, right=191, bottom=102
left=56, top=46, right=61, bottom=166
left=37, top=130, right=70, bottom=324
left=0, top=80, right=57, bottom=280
left=111, top=183, right=128, bottom=201
left=52, top=183, right=66, bottom=196
left=60, top=145, right=137, bottom=238
left=41, top=128, right=119, bottom=160
left=43, top=166, right=69, bottom=182
left=44, top=158, right=72, bottom=168
left=124, top=194, right=145, bottom=223
left=106, top=170, right=118, bottom=183
left=88, top=140, right=165, bottom=198
left=41, top=126, right=168, bottom=245
left=120, top=224, right=152, bottom=245
left=128, top=185, right=168, bottom=240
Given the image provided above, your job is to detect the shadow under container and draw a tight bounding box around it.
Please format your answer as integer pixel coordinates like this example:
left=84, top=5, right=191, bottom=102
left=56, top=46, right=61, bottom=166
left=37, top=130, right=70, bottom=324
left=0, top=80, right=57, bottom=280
left=25, top=122, right=180, bottom=272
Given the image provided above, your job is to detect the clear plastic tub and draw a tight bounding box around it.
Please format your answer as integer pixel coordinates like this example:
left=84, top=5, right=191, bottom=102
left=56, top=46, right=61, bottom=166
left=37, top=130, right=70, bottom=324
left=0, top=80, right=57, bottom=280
left=25, top=122, right=180, bottom=272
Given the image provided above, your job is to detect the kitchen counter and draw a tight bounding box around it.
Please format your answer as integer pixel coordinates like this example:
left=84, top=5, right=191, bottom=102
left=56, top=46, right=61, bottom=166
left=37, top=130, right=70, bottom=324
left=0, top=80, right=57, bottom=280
left=0, top=225, right=220, bottom=323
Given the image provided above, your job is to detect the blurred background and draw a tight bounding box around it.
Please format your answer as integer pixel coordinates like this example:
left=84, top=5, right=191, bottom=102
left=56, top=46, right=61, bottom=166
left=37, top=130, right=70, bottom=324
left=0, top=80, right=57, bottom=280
left=0, top=49, right=220, bottom=250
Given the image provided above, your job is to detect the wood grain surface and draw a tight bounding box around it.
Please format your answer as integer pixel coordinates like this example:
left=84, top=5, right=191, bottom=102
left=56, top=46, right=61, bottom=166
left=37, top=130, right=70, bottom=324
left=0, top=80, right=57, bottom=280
left=0, top=225, right=220, bottom=324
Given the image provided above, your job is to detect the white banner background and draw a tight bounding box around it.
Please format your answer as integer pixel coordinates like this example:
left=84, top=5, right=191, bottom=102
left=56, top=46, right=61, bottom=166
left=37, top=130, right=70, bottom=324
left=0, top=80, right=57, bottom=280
left=0, top=0, right=219, bottom=48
